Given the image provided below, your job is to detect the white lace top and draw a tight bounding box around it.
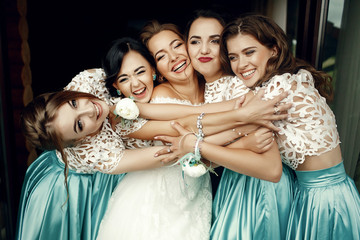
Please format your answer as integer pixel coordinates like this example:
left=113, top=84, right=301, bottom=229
left=203, top=70, right=340, bottom=170
left=204, top=75, right=249, bottom=103
left=256, top=69, right=340, bottom=170
left=56, top=69, right=149, bottom=173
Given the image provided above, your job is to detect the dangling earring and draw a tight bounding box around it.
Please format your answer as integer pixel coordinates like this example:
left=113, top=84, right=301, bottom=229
left=152, top=74, right=157, bottom=81
left=116, top=89, right=121, bottom=96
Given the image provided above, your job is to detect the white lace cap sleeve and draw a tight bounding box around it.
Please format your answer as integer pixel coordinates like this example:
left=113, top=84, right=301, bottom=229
left=64, top=68, right=118, bottom=105
left=56, top=119, right=125, bottom=174
left=115, top=117, right=148, bottom=137
left=204, top=75, right=249, bottom=103
left=259, top=69, right=340, bottom=170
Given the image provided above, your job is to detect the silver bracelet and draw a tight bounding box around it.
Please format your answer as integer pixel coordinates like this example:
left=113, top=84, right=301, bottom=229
left=197, top=112, right=205, bottom=138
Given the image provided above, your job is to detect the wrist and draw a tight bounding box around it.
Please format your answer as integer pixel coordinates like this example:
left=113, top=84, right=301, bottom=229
left=182, top=133, right=197, bottom=153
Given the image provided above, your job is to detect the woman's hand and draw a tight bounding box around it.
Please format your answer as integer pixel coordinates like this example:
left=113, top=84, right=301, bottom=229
left=239, top=89, right=292, bottom=131
left=108, top=105, right=123, bottom=130
left=229, top=127, right=275, bottom=153
left=154, top=122, right=197, bottom=162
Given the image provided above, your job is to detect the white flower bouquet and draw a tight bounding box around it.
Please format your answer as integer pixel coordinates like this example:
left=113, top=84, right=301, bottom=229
left=114, top=97, right=139, bottom=120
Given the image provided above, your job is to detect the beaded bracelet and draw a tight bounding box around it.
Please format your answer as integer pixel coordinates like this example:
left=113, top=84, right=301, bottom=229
left=197, top=112, right=205, bottom=138
left=232, top=128, right=248, bottom=137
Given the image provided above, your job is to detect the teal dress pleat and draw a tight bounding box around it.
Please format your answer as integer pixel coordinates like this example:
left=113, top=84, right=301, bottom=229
left=15, top=150, right=123, bottom=240
left=211, top=163, right=295, bottom=240
left=286, top=161, right=360, bottom=240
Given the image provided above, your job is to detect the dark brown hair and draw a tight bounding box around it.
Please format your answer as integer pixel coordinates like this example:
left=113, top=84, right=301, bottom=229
left=220, top=14, right=333, bottom=101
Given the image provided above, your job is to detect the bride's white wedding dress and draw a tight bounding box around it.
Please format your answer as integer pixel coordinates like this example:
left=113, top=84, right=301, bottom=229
left=64, top=69, right=212, bottom=239
left=96, top=97, right=212, bottom=240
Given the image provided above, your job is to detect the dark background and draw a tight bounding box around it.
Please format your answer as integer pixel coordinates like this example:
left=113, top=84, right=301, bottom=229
left=27, top=0, right=264, bottom=96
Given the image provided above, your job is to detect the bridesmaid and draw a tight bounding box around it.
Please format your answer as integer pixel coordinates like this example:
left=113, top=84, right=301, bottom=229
left=15, top=150, right=122, bottom=240
left=183, top=9, right=295, bottom=239
left=220, top=14, right=360, bottom=239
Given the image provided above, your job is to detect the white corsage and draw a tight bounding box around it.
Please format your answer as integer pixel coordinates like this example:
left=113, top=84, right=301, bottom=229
left=168, top=113, right=215, bottom=178
left=114, top=97, right=139, bottom=120
left=181, top=155, right=208, bottom=178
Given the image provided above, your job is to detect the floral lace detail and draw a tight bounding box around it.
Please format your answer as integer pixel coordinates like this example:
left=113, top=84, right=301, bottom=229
left=256, top=69, right=340, bottom=170
left=58, top=68, right=150, bottom=171
left=148, top=96, right=212, bottom=239
left=56, top=120, right=125, bottom=173
left=204, top=75, right=249, bottom=103
left=64, top=68, right=118, bottom=105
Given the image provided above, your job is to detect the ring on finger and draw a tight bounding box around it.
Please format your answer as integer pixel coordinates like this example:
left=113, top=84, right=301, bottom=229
left=167, top=147, right=171, bottom=153
left=274, top=106, right=280, bottom=114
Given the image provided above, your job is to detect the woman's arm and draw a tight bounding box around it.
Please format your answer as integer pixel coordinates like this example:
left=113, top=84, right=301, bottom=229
left=137, top=97, right=241, bottom=119
left=109, top=146, right=176, bottom=174
left=138, top=90, right=291, bottom=123
left=156, top=122, right=282, bottom=182
left=128, top=90, right=290, bottom=140
left=127, top=111, right=259, bottom=140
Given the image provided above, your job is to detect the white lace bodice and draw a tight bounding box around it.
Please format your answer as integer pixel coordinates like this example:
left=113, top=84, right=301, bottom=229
left=57, top=69, right=149, bottom=173
left=58, top=120, right=125, bottom=173
left=256, top=69, right=340, bottom=169
left=204, top=75, right=249, bottom=103
left=203, top=70, right=340, bottom=170
left=64, top=68, right=117, bottom=105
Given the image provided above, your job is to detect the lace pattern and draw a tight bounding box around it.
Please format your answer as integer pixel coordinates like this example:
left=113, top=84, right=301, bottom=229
left=148, top=96, right=212, bottom=239
left=57, top=68, right=149, bottom=172
left=204, top=75, right=249, bottom=103
left=56, top=121, right=125, bottom=173
left=64, top=68, right=118, bottom=105
left=256, top=69, right=340, bottom=169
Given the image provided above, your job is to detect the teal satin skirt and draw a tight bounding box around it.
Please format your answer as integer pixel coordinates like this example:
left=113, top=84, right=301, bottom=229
left=286, top=161, right=360, bottom=240
left=211, top=164, right=295, bottom=240
left=15, top=151, right=123, bottom=240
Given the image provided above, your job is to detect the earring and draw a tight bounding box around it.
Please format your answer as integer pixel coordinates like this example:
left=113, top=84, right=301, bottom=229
left=152, top=74, right=157, bottom=81
left=116, top=89, right=121, bottom=96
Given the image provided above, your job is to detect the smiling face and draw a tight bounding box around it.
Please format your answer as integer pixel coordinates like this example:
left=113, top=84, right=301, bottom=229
left=147, top=30, right=194, bottom=83
left=187, top=17, right=223, bottom=82
left=112, top=51, right=155, bottom=103
left=226, top=33, right=277, bottom=88
left=53, top=97, right=109, bottom=143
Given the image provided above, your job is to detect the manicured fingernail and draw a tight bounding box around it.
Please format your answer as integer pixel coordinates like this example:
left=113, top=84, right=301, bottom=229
left=154, top=153, right=158, bottom=157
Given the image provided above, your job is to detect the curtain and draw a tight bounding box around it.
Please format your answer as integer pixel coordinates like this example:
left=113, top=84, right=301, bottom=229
left=333, top=0, right=360, bottom=186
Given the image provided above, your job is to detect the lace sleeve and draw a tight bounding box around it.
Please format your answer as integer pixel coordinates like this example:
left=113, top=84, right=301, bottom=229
left=225, top=76, right=250, bottom=99
left=204, top=76, right=249, bottom=103
left=64, top=68, right=118, bottom=105
left=56, top=120, right=125, bottom=174
left=115, top=117, right=148, bottom=137
left=259, top=70, right=340, bottom=169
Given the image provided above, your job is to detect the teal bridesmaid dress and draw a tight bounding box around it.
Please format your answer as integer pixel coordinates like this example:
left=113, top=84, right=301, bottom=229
left=286, top=161, right=360, bottom=240
left=15, top=150, right=123, bottom=240
left=211, top=163, right=295, bottom=240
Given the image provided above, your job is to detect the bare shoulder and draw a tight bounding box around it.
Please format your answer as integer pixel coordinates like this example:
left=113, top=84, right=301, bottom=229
left=152, top=83, right=178, bottom=98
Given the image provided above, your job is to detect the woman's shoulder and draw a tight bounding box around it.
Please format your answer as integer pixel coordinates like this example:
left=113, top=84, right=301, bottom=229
left=152, top=83, right=178, bottom=99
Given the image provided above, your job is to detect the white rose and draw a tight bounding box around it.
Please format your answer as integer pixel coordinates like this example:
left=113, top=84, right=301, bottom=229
left=182, top=163, right=207, bottom=178
left=114, top=98, right=139, bottom=120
